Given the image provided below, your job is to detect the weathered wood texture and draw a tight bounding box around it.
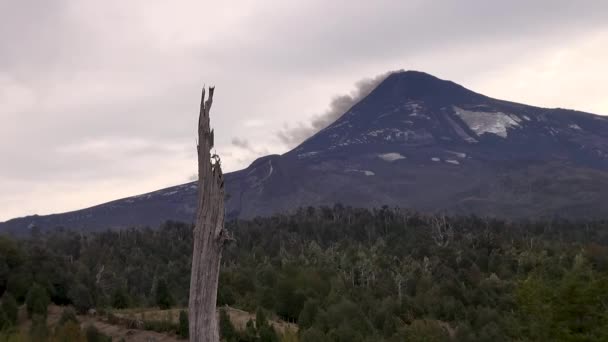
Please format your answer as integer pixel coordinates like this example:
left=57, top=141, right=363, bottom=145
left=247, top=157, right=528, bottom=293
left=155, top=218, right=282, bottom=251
left=189, top=86, right=227, bottom=342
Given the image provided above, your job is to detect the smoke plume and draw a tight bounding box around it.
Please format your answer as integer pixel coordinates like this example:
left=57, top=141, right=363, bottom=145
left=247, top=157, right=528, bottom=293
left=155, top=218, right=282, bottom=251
left=277, top=70, right=398, bottom=147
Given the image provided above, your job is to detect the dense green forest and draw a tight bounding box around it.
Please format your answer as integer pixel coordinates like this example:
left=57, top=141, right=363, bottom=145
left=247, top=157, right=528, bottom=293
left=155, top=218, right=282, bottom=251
left=2, top=206, right=608, bottom=341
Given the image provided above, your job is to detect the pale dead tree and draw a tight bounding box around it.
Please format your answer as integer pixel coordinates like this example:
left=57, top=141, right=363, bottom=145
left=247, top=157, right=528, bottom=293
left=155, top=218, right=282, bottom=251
left=429, top=214, right=454, bottom=247
left=391, top=255, right=419, bottom=301
left=189, top=86, right=231, bottom=342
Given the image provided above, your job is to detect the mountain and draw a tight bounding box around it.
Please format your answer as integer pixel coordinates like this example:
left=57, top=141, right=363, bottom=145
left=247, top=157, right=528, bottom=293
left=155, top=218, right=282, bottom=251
left=3, top=71, right=608, bottom=234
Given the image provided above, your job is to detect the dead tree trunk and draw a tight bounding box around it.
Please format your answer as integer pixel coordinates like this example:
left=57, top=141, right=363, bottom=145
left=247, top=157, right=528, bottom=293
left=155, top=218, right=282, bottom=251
left=189, top=86, right=228, bottom=342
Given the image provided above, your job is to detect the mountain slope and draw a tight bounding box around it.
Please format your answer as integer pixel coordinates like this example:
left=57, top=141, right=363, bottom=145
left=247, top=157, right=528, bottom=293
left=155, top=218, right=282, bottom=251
left=3, top=71, right=608, bottom=234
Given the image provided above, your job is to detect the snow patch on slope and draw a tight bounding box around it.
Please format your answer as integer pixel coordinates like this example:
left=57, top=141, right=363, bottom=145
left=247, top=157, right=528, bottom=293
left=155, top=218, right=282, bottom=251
left=346, top=169, right=375, bottom=176
left=298, top=151, right=319, bottom=158
left=453, top=106, right=520, bottom=138
left=378, top=152, right=406, bottom=162
left=446, top=151, right=467, bottom=158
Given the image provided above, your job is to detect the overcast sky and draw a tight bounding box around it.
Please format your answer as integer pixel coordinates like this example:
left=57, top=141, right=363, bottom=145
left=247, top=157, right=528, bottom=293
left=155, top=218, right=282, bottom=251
left=1, top=0, right=607, bottom=221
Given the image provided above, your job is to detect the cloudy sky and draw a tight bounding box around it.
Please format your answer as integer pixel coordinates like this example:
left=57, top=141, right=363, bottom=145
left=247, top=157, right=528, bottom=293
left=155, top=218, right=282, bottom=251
left=1, top=0, right=607, bottom=221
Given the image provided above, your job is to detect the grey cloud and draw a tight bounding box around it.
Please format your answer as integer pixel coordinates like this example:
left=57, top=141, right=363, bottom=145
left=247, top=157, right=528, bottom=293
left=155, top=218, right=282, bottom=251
left=203, top=1, right=608, bottom=76
left=278, top=71, right=395, bottom=147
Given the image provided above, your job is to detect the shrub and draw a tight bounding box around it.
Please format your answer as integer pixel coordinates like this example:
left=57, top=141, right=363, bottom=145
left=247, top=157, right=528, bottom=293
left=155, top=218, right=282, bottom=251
left=29, top=314, right=48, bottom=341
left=0, top=308, right=10, bottom=331
left=52, top=320, right=85, bottom=341
left=112, top=288, right=130, bottom=309
left=219, top=308, right=236, bottom=341
left=259, top=324, right=279, bottom=342
left=85, top=324, right=112, bottom=342
left=142, top=319, right=177, bottom=333
left=1, top=293, right=18, bottom=325
left=68, top=283, right=94, bottom=314
left=178, top=310, right=189, bottom=338
left=58, top=307, right=79, bottom=326
left=155, top=278, right=173, bottom=309
left=26, top=283, right=50, bottom=318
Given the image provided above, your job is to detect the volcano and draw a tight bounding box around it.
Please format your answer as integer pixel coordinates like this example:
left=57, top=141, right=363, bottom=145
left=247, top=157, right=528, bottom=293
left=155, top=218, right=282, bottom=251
left=3, top=71, right=608, bottom=233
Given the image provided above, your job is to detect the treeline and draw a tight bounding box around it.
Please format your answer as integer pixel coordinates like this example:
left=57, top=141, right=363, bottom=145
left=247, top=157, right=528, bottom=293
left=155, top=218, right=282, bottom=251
left=1, top=206, right=608, bottom=341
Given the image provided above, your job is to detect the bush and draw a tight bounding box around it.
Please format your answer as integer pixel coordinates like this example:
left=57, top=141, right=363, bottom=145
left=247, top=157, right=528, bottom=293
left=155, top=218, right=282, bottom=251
left=142, top=319, right=177, bottom=333
left=400, top=320, right=450, bottom=342
left=68, top=283, right=94, bottom=314
left=26, top=283, right=50, bottom=318
left=0, top=308, right=10, bottom=331
left=52, top=320, right=85, bottom=341
left=298, top=299, right=319, bottom=330
left=259, top=324, right=279, bottom=342
left=112, top=288, right=130, bottom=309
left=58, top=307, right=79, bottom=326
left=178, top=310, right=189, bottom=338
left=85, top=324, right=112, bottom=342
left=0, top=330, right=28, bottom=341
left=29, top=314, right=48, bottom=341
left=155, top=278, right=173, bottom=309
left=300, top=327, right=328, bottom=342
left=255, top=307, right=268, bottom=330
left=219, top=308, right=236, bottom=341
left=7, top=272, right=32, bottom=303
left=106, top=312, right=120, bottom=325
left=1, top=292, right=18, bottom=326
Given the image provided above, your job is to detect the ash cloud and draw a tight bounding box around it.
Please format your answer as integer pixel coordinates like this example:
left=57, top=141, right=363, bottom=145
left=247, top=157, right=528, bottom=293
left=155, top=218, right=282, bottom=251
left=231, top=136, right=269, bottom=165
left=231, top=137, right=250, bottom=149
left=277, top=70, right=397, bottom=147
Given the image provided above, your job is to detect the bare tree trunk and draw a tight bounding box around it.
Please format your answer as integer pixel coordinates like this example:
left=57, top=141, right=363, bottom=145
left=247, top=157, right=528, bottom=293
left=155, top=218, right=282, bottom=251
left=189, top=86, right=228, bottom=342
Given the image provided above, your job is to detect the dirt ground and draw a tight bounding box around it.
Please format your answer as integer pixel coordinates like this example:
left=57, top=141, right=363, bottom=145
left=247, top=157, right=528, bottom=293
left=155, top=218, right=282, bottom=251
left=115, top=305, right=298, bottom=336
left=79, top=315, right=183, bottom=342
left=17, top=305, right=296, bottom=341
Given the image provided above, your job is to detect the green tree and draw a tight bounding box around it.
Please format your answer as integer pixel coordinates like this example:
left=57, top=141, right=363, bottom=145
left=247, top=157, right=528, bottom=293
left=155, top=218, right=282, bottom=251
left=111, top=288, right=129, bottom=309
left=1, top=292, right=18, bottom=326
left=155, top=278, right=173, bottom=309
left=25, top=283, right=50, bottom=318
left=275, top=278, right=306, bottom=322
left=6, top=271, right=32, bottom=302
left=68, top=283, right=94, bottom=314
left=0, top=237, right=23, bottom=269
left=516, top=256, right=608, bottom=340
left=298, top=299, right=319, bottom=330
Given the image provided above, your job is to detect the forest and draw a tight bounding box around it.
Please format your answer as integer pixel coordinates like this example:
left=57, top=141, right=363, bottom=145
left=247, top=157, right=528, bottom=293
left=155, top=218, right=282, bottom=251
left=1, top=205, right=608, bottom=341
